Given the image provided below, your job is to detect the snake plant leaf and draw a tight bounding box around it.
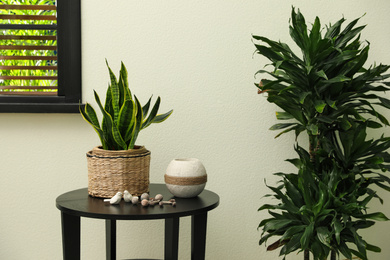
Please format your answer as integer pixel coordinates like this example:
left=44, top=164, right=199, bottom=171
left=96, top=90, right=116, bottom=149
left=119, top=61, right=131, bottom=101
left=142, top=96, right=152, bottom=118
left=84, top=103, right=100, bottom=128
left=80, top=104, right=107, bottom=150
left=94, top=90, right=127, bottom=150
left=152, top=110, right=174, bottom=124
left=117, top=99, right=135, bottom=139
left=129, top=95, right=143, bottom=149
left=82, top=61, right=172, bottom=150
left=117, top=75, right=126, bottom=108
left=104, top=85, right=114, bottom=117
left=141, top=96, right=161, bottom=130
left=106, top=62, right=120, bottom=123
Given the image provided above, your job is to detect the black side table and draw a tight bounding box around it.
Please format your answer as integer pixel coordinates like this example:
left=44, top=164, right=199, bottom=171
left=56, top=183, right=220, bottom=260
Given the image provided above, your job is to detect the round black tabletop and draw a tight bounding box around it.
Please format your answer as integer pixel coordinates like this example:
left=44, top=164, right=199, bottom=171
left=56, top=183, right=220, bottom=220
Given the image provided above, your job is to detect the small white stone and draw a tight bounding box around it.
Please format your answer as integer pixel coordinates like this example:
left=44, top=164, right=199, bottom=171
left=140, top=193, right=149, bottom=201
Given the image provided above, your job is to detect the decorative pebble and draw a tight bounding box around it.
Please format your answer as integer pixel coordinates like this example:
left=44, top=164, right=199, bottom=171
left=141, top=199, right=149, bottom=207
left=155, top=194, right=163, bottom=202
left=141, top=193, right=149, bottom=201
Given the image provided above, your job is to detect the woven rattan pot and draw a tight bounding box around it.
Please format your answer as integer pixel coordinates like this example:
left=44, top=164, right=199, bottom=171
left=86, top=145, right=151, bottom=198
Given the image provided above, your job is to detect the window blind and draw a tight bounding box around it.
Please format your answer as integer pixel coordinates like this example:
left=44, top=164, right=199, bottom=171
left=0, top=0, right=58, bottom=96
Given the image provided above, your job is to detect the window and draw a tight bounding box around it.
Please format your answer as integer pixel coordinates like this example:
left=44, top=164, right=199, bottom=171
left=0, top=0, right=81, bottom=113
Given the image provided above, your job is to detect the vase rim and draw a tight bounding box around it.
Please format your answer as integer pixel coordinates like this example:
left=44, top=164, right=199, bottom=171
left=173, top=158, right=199, bottom=162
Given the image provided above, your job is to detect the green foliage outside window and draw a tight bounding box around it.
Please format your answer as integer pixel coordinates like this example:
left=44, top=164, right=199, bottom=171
left=0, top=0, right=57, bottom=93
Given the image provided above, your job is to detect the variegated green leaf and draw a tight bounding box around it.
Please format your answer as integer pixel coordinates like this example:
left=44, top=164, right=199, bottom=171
left=129, top=95, right=143, bottom=149
left=94, top=90, right=127, bottom=150
left=141, top=96, right=161, bottom=130
left=117, top=100, right=135, bottom=140
left=152, top=110, right=173, bottom=124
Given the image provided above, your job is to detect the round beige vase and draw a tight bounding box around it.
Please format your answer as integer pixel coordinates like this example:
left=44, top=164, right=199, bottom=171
left=164, top=158, right=207, bottom=198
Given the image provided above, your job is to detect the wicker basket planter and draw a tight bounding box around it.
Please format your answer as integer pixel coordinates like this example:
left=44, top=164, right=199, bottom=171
left=86, top=146, right=151, bottom=198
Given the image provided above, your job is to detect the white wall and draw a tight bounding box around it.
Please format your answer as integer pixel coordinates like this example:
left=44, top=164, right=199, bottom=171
left=1, top=0, right=390, bottom=259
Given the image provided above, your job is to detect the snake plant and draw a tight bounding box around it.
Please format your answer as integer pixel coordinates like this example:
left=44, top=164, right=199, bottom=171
left=254, top=7, right=390, bottom=260
left=80, top=61, right=173, bottom=150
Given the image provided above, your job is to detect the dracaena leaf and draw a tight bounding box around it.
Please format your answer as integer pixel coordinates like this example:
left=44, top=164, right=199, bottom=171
left=355, top=212, right=389, bottom=221
left=300, top=222, right=314, bottom=250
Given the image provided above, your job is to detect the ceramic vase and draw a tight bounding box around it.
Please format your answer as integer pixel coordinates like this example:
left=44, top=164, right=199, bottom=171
left=164, top=158, right=207, bottom=198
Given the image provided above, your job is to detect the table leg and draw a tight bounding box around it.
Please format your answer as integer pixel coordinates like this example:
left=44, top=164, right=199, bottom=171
left=191, top=213, right=208, bottom=260
left=164, top=217, right=179, bottom=260
left=106, top=219, right=116, bottom=260
left=61, top=211, right=80, bottom=260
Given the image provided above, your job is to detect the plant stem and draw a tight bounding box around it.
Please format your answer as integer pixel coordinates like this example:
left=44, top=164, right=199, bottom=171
left=304, top=249, right=310, bottom=260
left=330, top=250, right=336, bottom=260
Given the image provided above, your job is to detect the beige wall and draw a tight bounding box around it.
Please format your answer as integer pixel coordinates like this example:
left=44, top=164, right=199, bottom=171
left=1, top=0, right=390, bottom=259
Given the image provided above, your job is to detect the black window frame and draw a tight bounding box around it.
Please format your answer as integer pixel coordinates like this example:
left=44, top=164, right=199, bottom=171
left=0, top=0, right=82, bottom=113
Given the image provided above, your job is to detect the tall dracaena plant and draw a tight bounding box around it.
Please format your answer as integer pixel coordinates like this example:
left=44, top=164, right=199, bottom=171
left=254, top=7, right=390, bottom=260
left=81, top=61, right=173, bottom=150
